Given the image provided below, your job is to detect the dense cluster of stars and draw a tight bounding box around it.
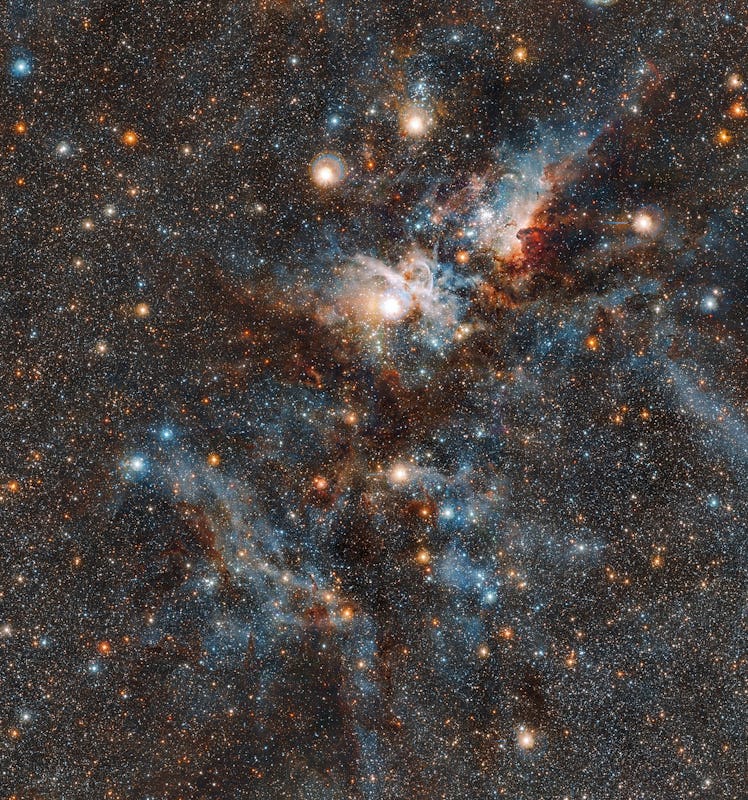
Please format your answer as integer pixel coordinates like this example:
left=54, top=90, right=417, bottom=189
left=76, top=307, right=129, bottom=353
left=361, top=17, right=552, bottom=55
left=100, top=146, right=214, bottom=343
left=1, top=2, right=746, bottom=799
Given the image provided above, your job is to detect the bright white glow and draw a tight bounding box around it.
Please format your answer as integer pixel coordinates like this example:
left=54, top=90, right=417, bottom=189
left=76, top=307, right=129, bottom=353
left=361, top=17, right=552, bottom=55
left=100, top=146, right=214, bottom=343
left=379, top=294, right=404, bottom=319
left=401, top=107, right=431, bottom=137
left=701, top=290, right=721, bottom=313
left=315, top=165, right=334, bottom=184
left=405, top=115, right=425, bottom=135
left=632, top=212, right=655, bottom=235
left=311, top=153, right=345, bottom=187
left=389, top=463, right=410, bottom=483
left=517, top=728, right=536, bottom=750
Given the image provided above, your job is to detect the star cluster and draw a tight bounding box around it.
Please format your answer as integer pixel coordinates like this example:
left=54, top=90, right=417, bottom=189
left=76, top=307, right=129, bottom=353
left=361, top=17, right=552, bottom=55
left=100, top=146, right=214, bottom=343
left=1, top=2, right=746, bottom=798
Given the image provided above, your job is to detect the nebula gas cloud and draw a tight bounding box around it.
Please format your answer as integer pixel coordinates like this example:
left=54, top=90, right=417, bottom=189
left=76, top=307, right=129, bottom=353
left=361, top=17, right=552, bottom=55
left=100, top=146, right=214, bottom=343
left=1, top=2, right=746, bottom=799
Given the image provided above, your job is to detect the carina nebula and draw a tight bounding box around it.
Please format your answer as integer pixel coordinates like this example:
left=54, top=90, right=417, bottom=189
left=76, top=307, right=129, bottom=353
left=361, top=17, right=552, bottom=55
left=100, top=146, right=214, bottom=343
left=1, top=2, right=745, bottom=799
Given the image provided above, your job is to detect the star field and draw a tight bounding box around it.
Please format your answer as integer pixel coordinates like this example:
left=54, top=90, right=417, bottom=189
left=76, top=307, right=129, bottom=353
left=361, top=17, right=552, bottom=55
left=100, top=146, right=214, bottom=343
left=1, top=2, right=746, bottom=798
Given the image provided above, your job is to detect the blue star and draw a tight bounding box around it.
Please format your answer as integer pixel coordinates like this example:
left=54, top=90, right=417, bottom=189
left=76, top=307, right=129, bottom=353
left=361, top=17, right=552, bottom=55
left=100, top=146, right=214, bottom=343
left=10, top=56, right=32, bottom=78
left=122, top=453, right=149, bottom=480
